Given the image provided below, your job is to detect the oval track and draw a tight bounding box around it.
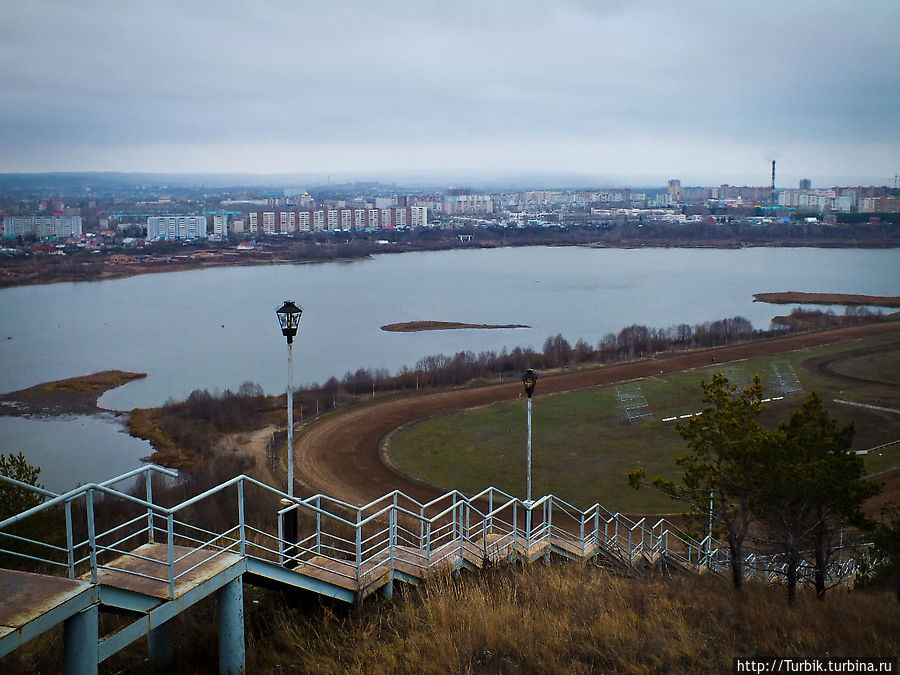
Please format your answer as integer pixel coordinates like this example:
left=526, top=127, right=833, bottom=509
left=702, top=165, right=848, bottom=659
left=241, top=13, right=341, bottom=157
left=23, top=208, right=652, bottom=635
left=295, top=321, right=900, bottom=506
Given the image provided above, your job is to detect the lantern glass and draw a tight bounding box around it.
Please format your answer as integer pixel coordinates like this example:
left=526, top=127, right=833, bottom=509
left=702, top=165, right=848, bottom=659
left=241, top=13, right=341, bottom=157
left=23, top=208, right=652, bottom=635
left=276, top=300, right=303, bottom=343
left=522, top=369, right=537, bottom=397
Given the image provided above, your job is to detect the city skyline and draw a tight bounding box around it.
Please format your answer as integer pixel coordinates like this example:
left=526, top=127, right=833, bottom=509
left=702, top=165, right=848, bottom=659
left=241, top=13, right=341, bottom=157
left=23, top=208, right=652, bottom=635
left=2, top=0, right=898, bottom=187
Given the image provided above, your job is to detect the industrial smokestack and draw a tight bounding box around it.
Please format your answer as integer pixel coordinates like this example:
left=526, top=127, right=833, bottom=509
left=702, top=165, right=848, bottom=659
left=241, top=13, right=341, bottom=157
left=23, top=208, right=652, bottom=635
left=771, top=160, right=776, bottom=208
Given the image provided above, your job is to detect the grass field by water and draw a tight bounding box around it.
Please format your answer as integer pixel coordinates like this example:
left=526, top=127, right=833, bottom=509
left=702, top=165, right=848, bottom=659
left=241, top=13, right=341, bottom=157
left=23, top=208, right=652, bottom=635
left=386, top=333, right=900, bottom=514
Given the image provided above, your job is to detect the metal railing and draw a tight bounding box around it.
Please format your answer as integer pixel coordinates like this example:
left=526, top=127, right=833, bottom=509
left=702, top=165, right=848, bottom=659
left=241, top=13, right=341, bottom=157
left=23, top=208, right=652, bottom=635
left=0, top=467, right=871, bottom=601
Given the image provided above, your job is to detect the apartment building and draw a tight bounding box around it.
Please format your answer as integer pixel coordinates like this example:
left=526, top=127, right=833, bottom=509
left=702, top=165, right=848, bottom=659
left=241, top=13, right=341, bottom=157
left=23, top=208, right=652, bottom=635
left=2, top=215, right=83, bottom=238
left=147, top=215, right=208, bottom=240
left=247, top=206, right=428, bottom=233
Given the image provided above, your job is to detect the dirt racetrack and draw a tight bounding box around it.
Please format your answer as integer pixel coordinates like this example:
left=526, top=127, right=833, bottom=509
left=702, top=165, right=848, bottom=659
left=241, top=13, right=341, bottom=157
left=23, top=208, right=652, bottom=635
left=294, top=321, right=900, bottom=508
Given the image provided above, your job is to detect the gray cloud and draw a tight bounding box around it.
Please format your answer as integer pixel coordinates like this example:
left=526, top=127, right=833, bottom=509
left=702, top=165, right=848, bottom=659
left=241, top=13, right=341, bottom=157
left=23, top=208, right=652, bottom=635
left=1, top=0, right=898, bottom=184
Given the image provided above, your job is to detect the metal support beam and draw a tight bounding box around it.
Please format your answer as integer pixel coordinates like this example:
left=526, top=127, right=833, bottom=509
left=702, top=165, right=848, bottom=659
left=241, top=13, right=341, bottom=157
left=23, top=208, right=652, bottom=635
left=217, top=577, right=245, bottom=675
left=64, top=604, right=98, bottom=675
left=148, top=619, right=174, bottom=667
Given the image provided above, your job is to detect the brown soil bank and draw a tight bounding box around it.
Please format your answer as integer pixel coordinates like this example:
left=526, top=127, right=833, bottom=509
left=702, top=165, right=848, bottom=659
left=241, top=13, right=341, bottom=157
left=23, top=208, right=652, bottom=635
left=294, top=320, right=900, bottom=507
left=0, top=370, right=145, bottom=417
left=755, top=292, right=900, bottom=307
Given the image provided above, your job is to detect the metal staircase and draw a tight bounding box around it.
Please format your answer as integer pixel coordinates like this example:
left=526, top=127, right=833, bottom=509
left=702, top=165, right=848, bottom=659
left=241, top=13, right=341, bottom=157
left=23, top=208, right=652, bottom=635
left=1, top=465, right=866, bottom=673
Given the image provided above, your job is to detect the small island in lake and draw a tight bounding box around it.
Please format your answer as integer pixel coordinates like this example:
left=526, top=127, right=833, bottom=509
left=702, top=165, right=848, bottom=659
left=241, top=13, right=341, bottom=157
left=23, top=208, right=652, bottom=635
left=753, top=292, right=900, bottom=308
left=382, top=321, right=530, bottom=332
left=0, top=370, right=146, bottom=417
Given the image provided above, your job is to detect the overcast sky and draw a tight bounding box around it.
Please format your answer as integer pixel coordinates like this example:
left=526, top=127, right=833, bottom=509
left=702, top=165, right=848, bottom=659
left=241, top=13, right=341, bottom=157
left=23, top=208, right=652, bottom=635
left=1, top=0, right=898, bottom=186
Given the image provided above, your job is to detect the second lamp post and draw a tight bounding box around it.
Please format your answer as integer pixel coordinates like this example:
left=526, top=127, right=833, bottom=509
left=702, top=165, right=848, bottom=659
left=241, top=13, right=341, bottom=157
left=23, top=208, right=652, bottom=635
left=522, top=368, right=538, bottom=505
left=276, top=300, right=303, bottom=498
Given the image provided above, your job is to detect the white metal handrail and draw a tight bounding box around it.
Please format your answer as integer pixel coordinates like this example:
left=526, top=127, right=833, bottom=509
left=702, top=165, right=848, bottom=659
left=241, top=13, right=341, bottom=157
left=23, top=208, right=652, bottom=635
left=1, top=466, right=872, bottom=598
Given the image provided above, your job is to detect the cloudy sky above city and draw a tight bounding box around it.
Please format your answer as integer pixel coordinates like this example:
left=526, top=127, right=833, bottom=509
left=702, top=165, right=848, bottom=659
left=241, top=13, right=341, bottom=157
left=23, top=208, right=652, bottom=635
left=2, top=0, right=898, bottom=186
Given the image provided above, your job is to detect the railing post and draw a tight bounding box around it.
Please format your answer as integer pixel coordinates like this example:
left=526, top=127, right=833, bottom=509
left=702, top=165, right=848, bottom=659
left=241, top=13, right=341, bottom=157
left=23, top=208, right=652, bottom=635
left=579, top=515, right=585, bottom=556
left=146, top=470, right=155, bottom=544
left=390, top=505, right=396, bottom=571
left=512, top=504, right=518, bottom=553
left=86, top=489, right=98, bottom=584
left=391, top=492, right=398, bottom=568
left=166, top=512, right=175, bottom=600
left=65, top=499, right=75, bottom=579
left=452, top=493, right=458, bottom=541
left=525, top=502, right=531, bottom=559
left=316, top=496, right=322, bottom=555
left=277, top=511, right=284, bottom=566
left=488, top=490, right=494, bottom=536
left=459, top=501, right=465, bottom=560
left=238, top=480, right=246, bottom=557
left=547, top=499, right=552, bottom=544
left=425, top=520, right=432, bottom=567
left=355, top=510, right=362, bottom=585
left=419, top=505, right=425, bottom=549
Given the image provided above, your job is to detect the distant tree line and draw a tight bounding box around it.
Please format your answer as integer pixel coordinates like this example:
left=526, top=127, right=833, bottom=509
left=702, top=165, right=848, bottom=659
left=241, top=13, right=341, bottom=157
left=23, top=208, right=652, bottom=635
left=319, top=315, right=777, bottom=396
left=136, top=308, right=889, bottom=465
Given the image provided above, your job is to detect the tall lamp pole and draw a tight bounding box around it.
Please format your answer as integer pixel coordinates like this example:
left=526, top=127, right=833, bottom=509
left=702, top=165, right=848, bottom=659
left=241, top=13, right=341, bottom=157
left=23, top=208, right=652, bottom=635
left=522, top=369, right=538, bottom=504
left=276, top=300, right=302, bottom=498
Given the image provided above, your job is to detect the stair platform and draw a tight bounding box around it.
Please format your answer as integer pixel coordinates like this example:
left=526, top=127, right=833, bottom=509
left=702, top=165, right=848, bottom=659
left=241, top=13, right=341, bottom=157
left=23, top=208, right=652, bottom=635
left=0, top=569, right=95, bottom=656
left=86, top=542, right=243, bottom=599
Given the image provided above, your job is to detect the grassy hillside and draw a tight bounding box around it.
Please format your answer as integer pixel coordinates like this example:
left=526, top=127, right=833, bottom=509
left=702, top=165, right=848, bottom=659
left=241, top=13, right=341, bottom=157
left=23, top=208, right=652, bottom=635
left=252, top=563, right=899, bottom=673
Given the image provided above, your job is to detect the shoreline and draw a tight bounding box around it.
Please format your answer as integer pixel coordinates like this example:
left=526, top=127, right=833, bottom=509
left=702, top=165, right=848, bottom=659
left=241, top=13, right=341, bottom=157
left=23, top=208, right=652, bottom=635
left=0, top=370, right=146, bottom=418
left=2, top=240, right=898, bottom=290
left=754, top=292, right=900, bottom=308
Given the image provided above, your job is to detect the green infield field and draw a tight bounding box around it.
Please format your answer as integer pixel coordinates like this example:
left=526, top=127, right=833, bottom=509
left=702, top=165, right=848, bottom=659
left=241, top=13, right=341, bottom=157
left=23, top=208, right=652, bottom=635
left=384, top=333, right=900, bottom=514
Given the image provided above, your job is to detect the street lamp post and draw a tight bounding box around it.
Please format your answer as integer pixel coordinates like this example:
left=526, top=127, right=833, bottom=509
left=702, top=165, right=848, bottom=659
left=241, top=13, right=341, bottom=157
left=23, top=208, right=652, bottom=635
left=276, top=300, right=302, bottom=498
left=522, top=369, right=537, bottom=546
left=522, top=369, right=538, bottom=503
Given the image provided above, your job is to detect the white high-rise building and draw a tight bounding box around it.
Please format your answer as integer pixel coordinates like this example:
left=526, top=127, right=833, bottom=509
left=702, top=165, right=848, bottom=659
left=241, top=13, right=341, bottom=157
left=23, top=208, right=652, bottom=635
left=147, top=215, right=208, bottom=240
left=2, top=215, right=82, bottom=238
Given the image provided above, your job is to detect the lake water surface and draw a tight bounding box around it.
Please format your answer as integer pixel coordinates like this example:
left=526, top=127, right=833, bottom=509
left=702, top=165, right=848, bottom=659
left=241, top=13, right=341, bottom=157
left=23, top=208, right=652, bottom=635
left=1, top=246, right=897, bottom=490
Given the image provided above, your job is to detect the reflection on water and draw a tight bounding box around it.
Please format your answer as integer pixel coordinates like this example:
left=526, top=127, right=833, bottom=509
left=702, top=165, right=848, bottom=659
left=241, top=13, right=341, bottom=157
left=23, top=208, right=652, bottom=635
left=0, top=414, right=153, bottom=493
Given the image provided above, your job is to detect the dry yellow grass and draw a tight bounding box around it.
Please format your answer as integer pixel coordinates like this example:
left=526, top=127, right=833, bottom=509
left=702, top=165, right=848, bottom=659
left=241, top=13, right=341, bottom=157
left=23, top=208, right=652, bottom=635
left=249, top=561, right=899, bottom=674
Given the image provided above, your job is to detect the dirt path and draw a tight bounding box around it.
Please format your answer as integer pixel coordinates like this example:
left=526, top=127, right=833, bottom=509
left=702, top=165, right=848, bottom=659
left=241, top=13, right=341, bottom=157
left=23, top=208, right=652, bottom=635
left=803, top=341, right=900, bottom=388
left=295, top=321, right=900, bottom=507
left=218, top=424, right=280, bottom=485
